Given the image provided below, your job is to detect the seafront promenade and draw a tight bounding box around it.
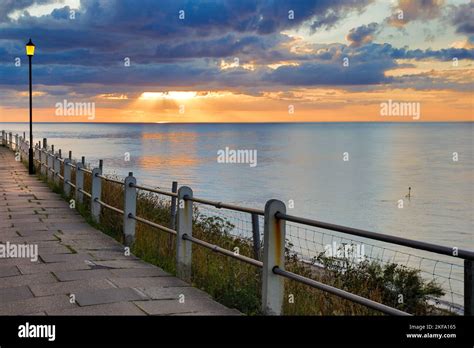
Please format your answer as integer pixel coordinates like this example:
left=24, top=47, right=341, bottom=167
left=0, top=146, right=239, bottom=315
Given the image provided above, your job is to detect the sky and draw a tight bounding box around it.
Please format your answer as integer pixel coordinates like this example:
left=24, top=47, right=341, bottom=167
left=0, top=0, right=473, bottom=123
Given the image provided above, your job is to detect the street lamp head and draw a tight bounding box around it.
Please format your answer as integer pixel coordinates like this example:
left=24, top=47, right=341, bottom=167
left=26, top=38, right=35, bottom=56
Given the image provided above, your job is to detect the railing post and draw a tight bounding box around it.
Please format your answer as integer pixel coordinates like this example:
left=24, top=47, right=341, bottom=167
left=34, top=142, right=38, bottom=162
left=170, top=181, right=178, bottom=229
left=14, top=134, right=18, bottom=152
left=262, top=199, right=286, bottom=315
left=36, top=142, right=41, bottom=161
left=1, top=130, right=4, bottom=146
left=177, top=186, right=193, bottom=282
left=33, top=143, right=36, bottom=165
left=39, top=147, right=44, bottom=176
left=91, top=165, right=102, bottom=223
left=75, top=162, right=84, bottom=204
left=41, top=139, right=46, bottom=176
left=252, top=213, right=261, bottom=260
left=123, top=172, right=137, bottom=246
left=63, top=159, right=72, bottom=196
left=9, top=132, right=12, bottom=149
left=47, top=145, right=54, bottom=182
left=465, top=259, right=474, bottom=316
left=54, top=151, right=61, bottom=186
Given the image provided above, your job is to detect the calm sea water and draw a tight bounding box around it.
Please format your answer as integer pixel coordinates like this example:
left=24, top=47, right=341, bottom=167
left=1, top=122, right=472, bottom=306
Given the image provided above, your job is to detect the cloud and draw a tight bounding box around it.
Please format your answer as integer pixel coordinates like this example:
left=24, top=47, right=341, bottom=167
left=154, top=34, right=289, bottom=61
left=264, top=58, right=394, bottom=86
left=0, top=0, right=373, bottom=65
left=308, top=0, right=374, bottom=32
left=450, top=2, right=474, bottom=43
left=346, top=22, right=379, bottom=47
left=0, top=0, right=56, bottom=22
left=0, top=0, right=472, bottom=112
left=388, top=0, right=445, bottom=27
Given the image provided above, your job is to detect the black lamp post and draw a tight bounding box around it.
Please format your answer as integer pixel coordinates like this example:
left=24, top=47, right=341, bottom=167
left=26, top=38, right=35, bottom=174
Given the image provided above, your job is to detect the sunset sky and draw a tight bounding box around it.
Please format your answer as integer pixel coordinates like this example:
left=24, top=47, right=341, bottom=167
left=0, top=0, right=473, bottom=123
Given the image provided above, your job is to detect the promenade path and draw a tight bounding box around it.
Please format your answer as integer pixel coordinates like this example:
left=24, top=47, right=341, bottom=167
left=0, top=145, right=239, bottom=315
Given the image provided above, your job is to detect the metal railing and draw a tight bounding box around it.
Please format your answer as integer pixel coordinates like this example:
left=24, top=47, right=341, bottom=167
left=2, top=129, right=473, bottom=316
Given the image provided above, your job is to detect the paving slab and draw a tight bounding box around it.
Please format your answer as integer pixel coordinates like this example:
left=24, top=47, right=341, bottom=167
left=0, top=273, right=58, bottom=289
left=74, top=287, right=148, bottom=306
left=47, top=302, right=146, bottom=315
left=134, top=298, right=239, bottom=315
left=0, top=294, right=76, bottom=315
left=0, top=265, right=21, bottom=277
left=0, top=285, right=35, bottom=303
left=29, top=278, right=117, bottom=297
left=108, top=276, right=189, bottom=288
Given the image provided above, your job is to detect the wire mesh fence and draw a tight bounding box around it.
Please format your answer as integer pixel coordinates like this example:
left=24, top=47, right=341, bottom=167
left=285, top=221, right=464, bottom=314
left=189, top=201, right=464, bottom=315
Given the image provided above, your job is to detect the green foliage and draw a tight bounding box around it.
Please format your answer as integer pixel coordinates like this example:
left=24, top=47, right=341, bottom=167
left=315, top=253, right=445, bottom=315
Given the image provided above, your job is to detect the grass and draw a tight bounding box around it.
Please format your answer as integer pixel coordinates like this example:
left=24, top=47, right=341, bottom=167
left=27, top=157, right=449, bottom=316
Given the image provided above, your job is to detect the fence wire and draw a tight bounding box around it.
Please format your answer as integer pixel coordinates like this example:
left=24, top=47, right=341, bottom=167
left=189, top=200, right=464, bottom=314
left=285, top=222, right=464, bottom=314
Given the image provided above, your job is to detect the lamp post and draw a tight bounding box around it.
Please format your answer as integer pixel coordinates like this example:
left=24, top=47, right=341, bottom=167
left=26, top=38, right=35, bottom=174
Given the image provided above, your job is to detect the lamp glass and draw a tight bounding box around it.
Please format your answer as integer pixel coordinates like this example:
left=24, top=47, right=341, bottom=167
left=26, top=43, right=35, bottom=56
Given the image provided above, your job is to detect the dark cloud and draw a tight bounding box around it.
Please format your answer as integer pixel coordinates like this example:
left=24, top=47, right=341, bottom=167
left=346, top=22, right=379, bottom=47
left=75, top=0, right=373, bottom=36
left=450, top=2, right=474, bottom=43
left=308, top=0, right=373, bottom=32
left=0, top=0, right=373, bottom=65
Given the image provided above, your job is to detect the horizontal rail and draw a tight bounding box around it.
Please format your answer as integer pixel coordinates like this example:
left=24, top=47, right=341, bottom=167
left=130, top=183, right=178, bottom=198
left=78, top=167, right=92, bottom=174
left=272, top=267, right=411, bottom=316
left=65, top=161, right=76, bottom=168
left=95, top=199, right=124, bottom=215
left=78, top=188, right=91, bottom=199
left=130, top=214, right=177, bottom=236
left=184, top=195, right=264, bottom=216
left=58, top=173, right=64, bottom=180
left=66, top=180, right=76, bottom=189
left=182, top=234, right=264, bottom=268
left=96, top=174, right=125, bottom=186
left=275, top=212, right=474, bottom=261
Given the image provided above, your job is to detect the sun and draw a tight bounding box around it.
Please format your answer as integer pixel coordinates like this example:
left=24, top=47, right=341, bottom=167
left=139, top=91, right=197, bottom=101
